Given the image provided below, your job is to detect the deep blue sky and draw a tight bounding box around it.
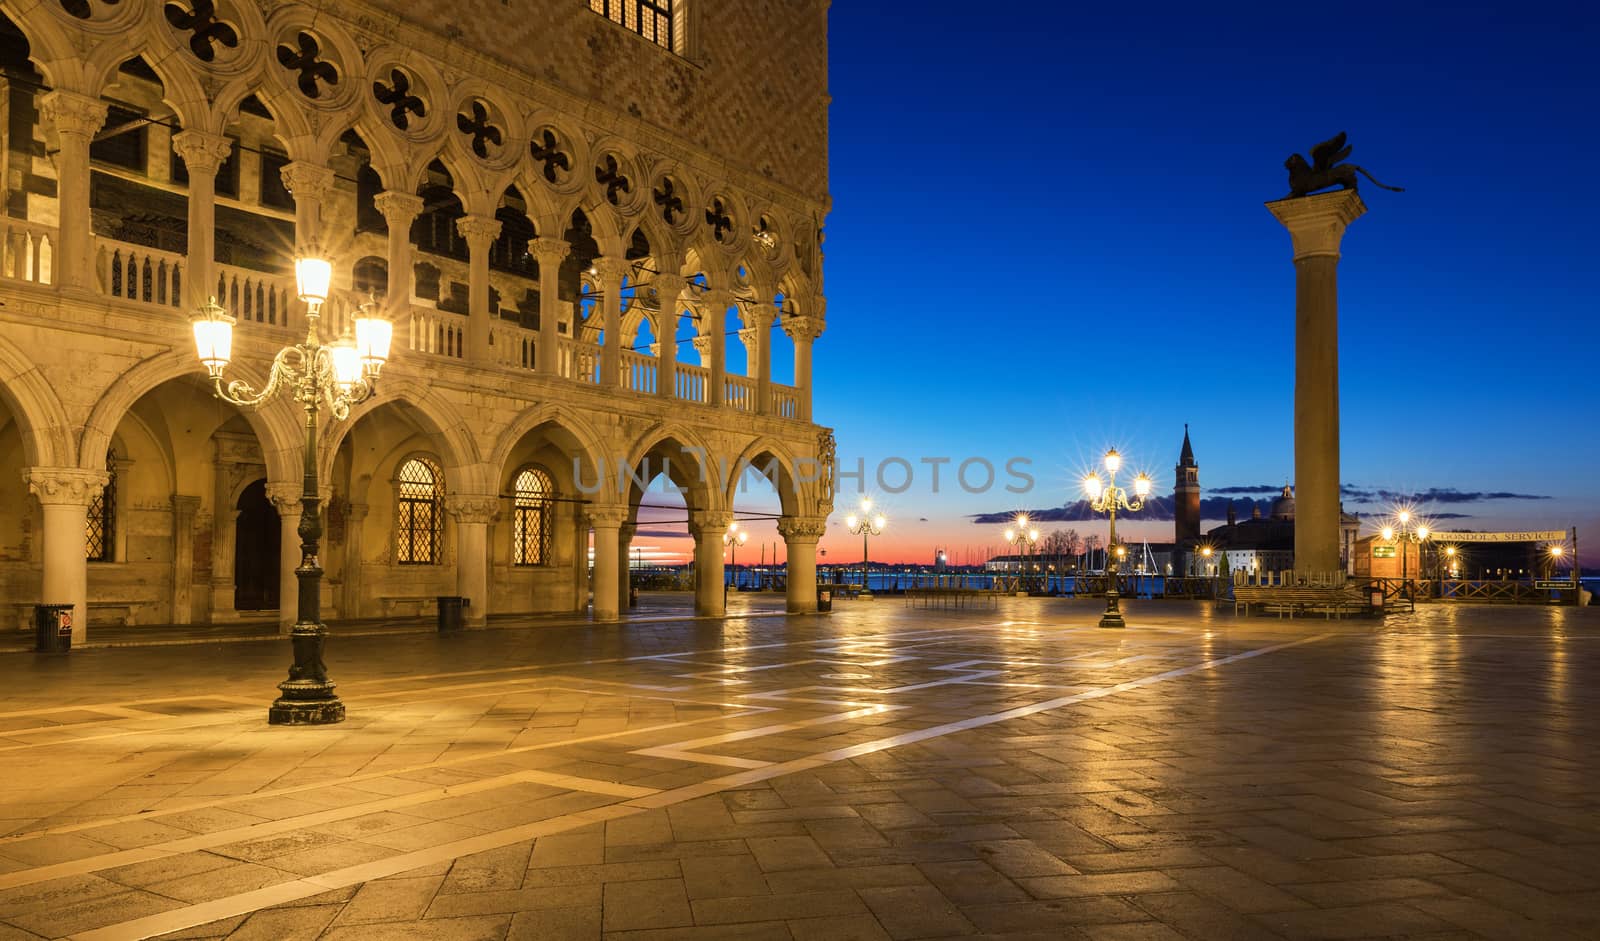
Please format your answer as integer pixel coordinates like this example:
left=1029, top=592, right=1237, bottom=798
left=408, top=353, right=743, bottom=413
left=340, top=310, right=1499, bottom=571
left=799, top=0, right=1600, bottom=564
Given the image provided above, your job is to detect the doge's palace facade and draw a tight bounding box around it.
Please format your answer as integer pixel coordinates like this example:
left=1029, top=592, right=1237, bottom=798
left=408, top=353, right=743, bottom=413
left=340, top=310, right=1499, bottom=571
left=0, top=0, right=832, bottom=640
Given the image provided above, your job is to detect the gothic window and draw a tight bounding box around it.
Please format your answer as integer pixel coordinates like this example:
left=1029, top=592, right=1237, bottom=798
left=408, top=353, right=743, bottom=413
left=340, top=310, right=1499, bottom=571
left=589, top=0, right=673, bottom=50
left=512, top=466, right=555, bottom=566
left=86, top=450, right=116, bottom=562
left=396, top=457, right=443, bottom=564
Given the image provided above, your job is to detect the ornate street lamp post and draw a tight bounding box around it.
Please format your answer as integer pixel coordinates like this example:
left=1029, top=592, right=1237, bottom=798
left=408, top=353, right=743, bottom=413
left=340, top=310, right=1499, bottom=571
left=190, top=253, right=392, bottom=725
left=1003, top=515, right=1039, bottom=595
left=724, top=522, right=748, bottom=591
left=1380, top=509, right=1429, bottom=603
left=844, top=497, right=886, bottom=596
left=1083, top=449, right=1151, bottom=629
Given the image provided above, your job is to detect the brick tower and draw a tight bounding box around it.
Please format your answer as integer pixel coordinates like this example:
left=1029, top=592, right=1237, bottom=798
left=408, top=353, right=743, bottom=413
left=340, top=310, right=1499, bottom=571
left=1174, top=426, right=1201, bottom=565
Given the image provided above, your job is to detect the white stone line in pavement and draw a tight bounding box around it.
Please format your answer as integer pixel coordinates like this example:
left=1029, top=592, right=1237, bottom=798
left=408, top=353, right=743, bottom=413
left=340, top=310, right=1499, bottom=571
left=54, top=632, right=1329, bottom=941
left=0, top=768, right=657, bottom=892
left=0, top=696, right=260, bottom=721
left=0, top=694, right=765, bottom=845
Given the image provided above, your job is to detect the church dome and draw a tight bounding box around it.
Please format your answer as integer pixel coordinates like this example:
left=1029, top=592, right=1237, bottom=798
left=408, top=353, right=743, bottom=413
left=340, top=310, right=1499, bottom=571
left=1270, top=484, right=1295, bottom=521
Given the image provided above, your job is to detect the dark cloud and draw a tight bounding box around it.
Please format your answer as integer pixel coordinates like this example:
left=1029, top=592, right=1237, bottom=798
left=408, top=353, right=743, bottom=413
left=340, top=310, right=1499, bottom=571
left=1211, top=484, right=1281, bottom=494
left=632, top=529, right=688, bottom=539
left=1340, top=486, right=1551, bottom=504
left=971, top=498, right=1177, bottom=525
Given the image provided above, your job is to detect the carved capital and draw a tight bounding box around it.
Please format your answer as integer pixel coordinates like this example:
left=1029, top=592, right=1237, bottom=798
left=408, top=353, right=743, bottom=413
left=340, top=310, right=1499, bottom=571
left=687, top=509, right=734, bottom=539
left=265, top=482, right=306, bottom=513
left=738, top=326, right=760, bottom=348
left=24, top=467, right=108, bottom=507
left=373, top=191, right=425, bottom=226
left=584, top=505, right=627, bottom=529
left=171, top=129, right=234, bottom=176
left=1266, top=189, right=1368, bottom=261
left=455, top=214, right=503, bottom=248
left=592, top=257, right=631, bottom=284
left=40, top=90, right=106, bottom=139
left=280, top=161, right=336, bottom=203
left=701, top=289, right=737, bottom=311
left=783, top=315, right=825, bottom=343
left=747, top=303, right=777, bottom=330
left=777, top=517, right=827, bottom=543
left=691, top=334, right=712, bottom=357
left=445, top=494, right=499, bottom=524
left=529, top=237, right=571, bottom=263
left=173, top=494, right=202, bottom=522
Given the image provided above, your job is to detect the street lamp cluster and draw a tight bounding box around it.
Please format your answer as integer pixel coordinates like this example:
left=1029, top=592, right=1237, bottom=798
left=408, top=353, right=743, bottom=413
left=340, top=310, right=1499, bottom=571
left=844, top=497, right=886, bottom=595
left=1083, top=449, right=1151, bottom=629
left=724, top=522, right=748, bottom=591
left=1380, top=509, right=1429, bottom=601
left=1003, top=515, right=1040, bottom=595
left=191, top=250, right=393, bottom=725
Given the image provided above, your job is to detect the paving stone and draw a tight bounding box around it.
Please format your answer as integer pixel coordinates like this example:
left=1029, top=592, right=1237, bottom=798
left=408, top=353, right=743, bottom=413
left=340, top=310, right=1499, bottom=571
left=601, top=878, right=692, bottom=932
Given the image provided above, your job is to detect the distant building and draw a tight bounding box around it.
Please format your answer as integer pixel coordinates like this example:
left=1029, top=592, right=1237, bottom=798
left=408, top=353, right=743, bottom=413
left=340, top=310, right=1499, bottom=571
left=1172, top=425, right=1201, bottom=573
left=1205, top=484, right=1360, bottom=575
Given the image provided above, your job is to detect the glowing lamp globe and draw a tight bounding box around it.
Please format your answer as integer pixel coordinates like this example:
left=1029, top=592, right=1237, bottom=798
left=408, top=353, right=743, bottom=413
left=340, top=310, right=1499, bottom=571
left=1103, top=449, right=1121, bottom=474
left=1083, top=473, right=1103, bottom=499
left=1134, top=473, right=1152, bottom=497
left=353, top=307, right=393, bottom=377
left=329, top=340, right=363, bottom=389
left=294, top=253, right=333, bottom=308
left=190, top=297, right=236, bottom=378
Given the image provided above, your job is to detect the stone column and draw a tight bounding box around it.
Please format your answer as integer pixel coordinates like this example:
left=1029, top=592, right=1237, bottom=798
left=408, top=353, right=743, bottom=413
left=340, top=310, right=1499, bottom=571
left=778, top=516, right=826, bottom=614
left=619, top=522, right=636, bottom=612
left=594, top=257, right=630, bottom=388
left=703, top=291, right=732, bottom=407
left=40, top=91, right=106, bottom=293
left=281, top=162, right=335, bottom=251
left=25, top=468, right=108, bottom=643
left=586, top=506, right=625, bottom=621
left=688, top=510, right=733, bottom=617
left=783, top=314, right=824, bottom=423
left=530, top=237, right=570, bottom=375
left=266, top=483, right=303, bottom=635
left=1267, top=190, right=1367, bottom=575
left=446, top=494, right=497, bottom=628
left=456, top=214, right=502, bottom=364
left=373, top=192, right=424, bottom=310
left=171, top=130, right=233, bottom=308
left=746, top=303, right=776, bottom=414
left=653, top=274, right=686, bottom=400
left=341, top=502, right=368, bottom=619
left=171, top=495, right=200, bottom=624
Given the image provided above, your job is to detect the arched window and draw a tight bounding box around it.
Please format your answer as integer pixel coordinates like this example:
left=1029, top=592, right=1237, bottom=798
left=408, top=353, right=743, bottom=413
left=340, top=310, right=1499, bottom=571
left=86, top=449, right=116, bottom=562
left=512, top=466, right=555, bottom=566
left=396, top=457, right=443, bottom=564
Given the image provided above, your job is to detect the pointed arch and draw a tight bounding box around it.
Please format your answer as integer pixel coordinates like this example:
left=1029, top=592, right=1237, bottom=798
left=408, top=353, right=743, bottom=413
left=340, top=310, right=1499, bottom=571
left=726, top=437, right=804, bottom=518
left=317, top=376, right=484, bottom=491
left=0, top=333, right=73, bottom=467
left=489, top=403, right=606, bottom=490
left=625, top=421, right=721, bottom=513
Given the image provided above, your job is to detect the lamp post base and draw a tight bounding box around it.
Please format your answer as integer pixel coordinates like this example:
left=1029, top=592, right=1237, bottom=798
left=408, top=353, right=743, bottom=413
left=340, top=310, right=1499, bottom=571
left=268, top=693, right=345, bottom=725
left=1098, top=611, right=1126, bottom=629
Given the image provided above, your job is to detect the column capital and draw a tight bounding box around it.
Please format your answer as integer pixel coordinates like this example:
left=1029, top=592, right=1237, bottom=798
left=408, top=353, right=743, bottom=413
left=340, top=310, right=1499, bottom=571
left=171, top=129, right=234, bottom=175
left=783, top=314, right=825, bottom=342
left=701, top=289, right=737, bottom=310
left=280, top=161, right=336, bottom=203
left=455, top=214, right=502, bottom=248
left=24, top=467, right=107, bottom=506
left=529, top=237, right=571, bottom=262
left=265, top=482, right=306, bottom=513
left=691, top=334, right=712, bottom=357
left=746, top=303, right=777, bottom=329
left=777, top=517, right=827, bottom=542
left=1266, top=190, right=1368, bottom=261
left=652, top=273, right=689, bottom=297
left=584, top=505, right=628, bottom=529
left=687, top=509, right=734, bottom=538
left=592, top=256, right=631, bottom=283
left=40, top=90, right=106, bottom=138
left=373, top=190, right=425, bottom=224
left=445, top=493, right=499, bottom=524
left=738, top=326, right=760, bottom=348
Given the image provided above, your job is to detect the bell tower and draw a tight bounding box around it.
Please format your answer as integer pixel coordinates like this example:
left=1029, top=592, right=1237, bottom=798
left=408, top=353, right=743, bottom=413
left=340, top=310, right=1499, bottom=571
left=1174, top=425, right=1201, bottom=546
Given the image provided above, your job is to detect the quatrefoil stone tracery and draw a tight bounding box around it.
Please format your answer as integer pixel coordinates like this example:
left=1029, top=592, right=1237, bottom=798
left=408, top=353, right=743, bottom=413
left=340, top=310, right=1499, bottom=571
left=164, top=0, right=239, bottom=63
left=373, top=69, right=426, bottom=131
left=456, top=100, right=503, bottom=159
left=277, top=32, right=339, bottom=99
left=59, top=0, right=122, bottom=20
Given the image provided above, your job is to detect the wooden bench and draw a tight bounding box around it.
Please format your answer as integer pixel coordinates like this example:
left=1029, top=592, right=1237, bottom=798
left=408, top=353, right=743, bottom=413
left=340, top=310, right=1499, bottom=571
left=902, top=587, right=998, bottom=610
left=1234, top=584, right=1372, bottom=619
left=377, top=595, right=439, bottom=618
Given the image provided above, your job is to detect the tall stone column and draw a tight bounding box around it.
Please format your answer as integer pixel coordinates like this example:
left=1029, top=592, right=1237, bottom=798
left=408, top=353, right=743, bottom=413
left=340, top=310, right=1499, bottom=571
left=281, top=162, right=335, bottom=251
left=171, top=130, right=233, bottom=308
left=456, top=214, right=502, bottom=364
left=530, top=237, right=570, bottom=375
left=594, top=257, right=630, bottom=388
left=446, top=494, right=497, bottom=628
left=26, top=468, right=107, bottom=643
left=40, top=91, right=105, bottom=293
left=373, top=191, right=423, bottom=309
left=783, top=314, right=824, bottom=422
left=653, top=273, right=686, bottom=399
left=587, top=506, right=625, bottom=621
left=1267, top=190, right=1366, bottom=575
left=341, top=502, right=368, bottom=619
left=171, top=495, right=200, bottom=624
left=703, top=291, right=731, bottom=407
left=747, top=303, right=776, bottom=414
left=778, top=516, right=826, bottom=614
left=267, top=483, right=304, bottom=635
left=619, top=522, right=636, bottom=612
left=688, top=510, right=733, bottom=617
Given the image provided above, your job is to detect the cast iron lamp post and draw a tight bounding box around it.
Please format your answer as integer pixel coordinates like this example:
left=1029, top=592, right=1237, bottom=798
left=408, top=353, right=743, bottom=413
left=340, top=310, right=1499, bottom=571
left=1380, top=509, right=1429, bottom=603
left=724, top=522, right=748, bottom=591
left=1003, top=515, right=1039, bottom=595
left=1083, top=449, right=1151, bottom=629
left=844, top=497, right=886, bottom=596
left=190, top=253, right=393, bottom=725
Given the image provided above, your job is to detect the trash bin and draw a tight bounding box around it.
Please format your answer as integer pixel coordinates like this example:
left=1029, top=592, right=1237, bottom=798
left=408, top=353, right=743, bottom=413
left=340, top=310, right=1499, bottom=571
left=628, top=586, right=639, bottom=608
left=35, top=604, right=73, bottom=653
left=437, top=595, right=467, bottom=632
left=816, top=587, right=833, bottom=613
